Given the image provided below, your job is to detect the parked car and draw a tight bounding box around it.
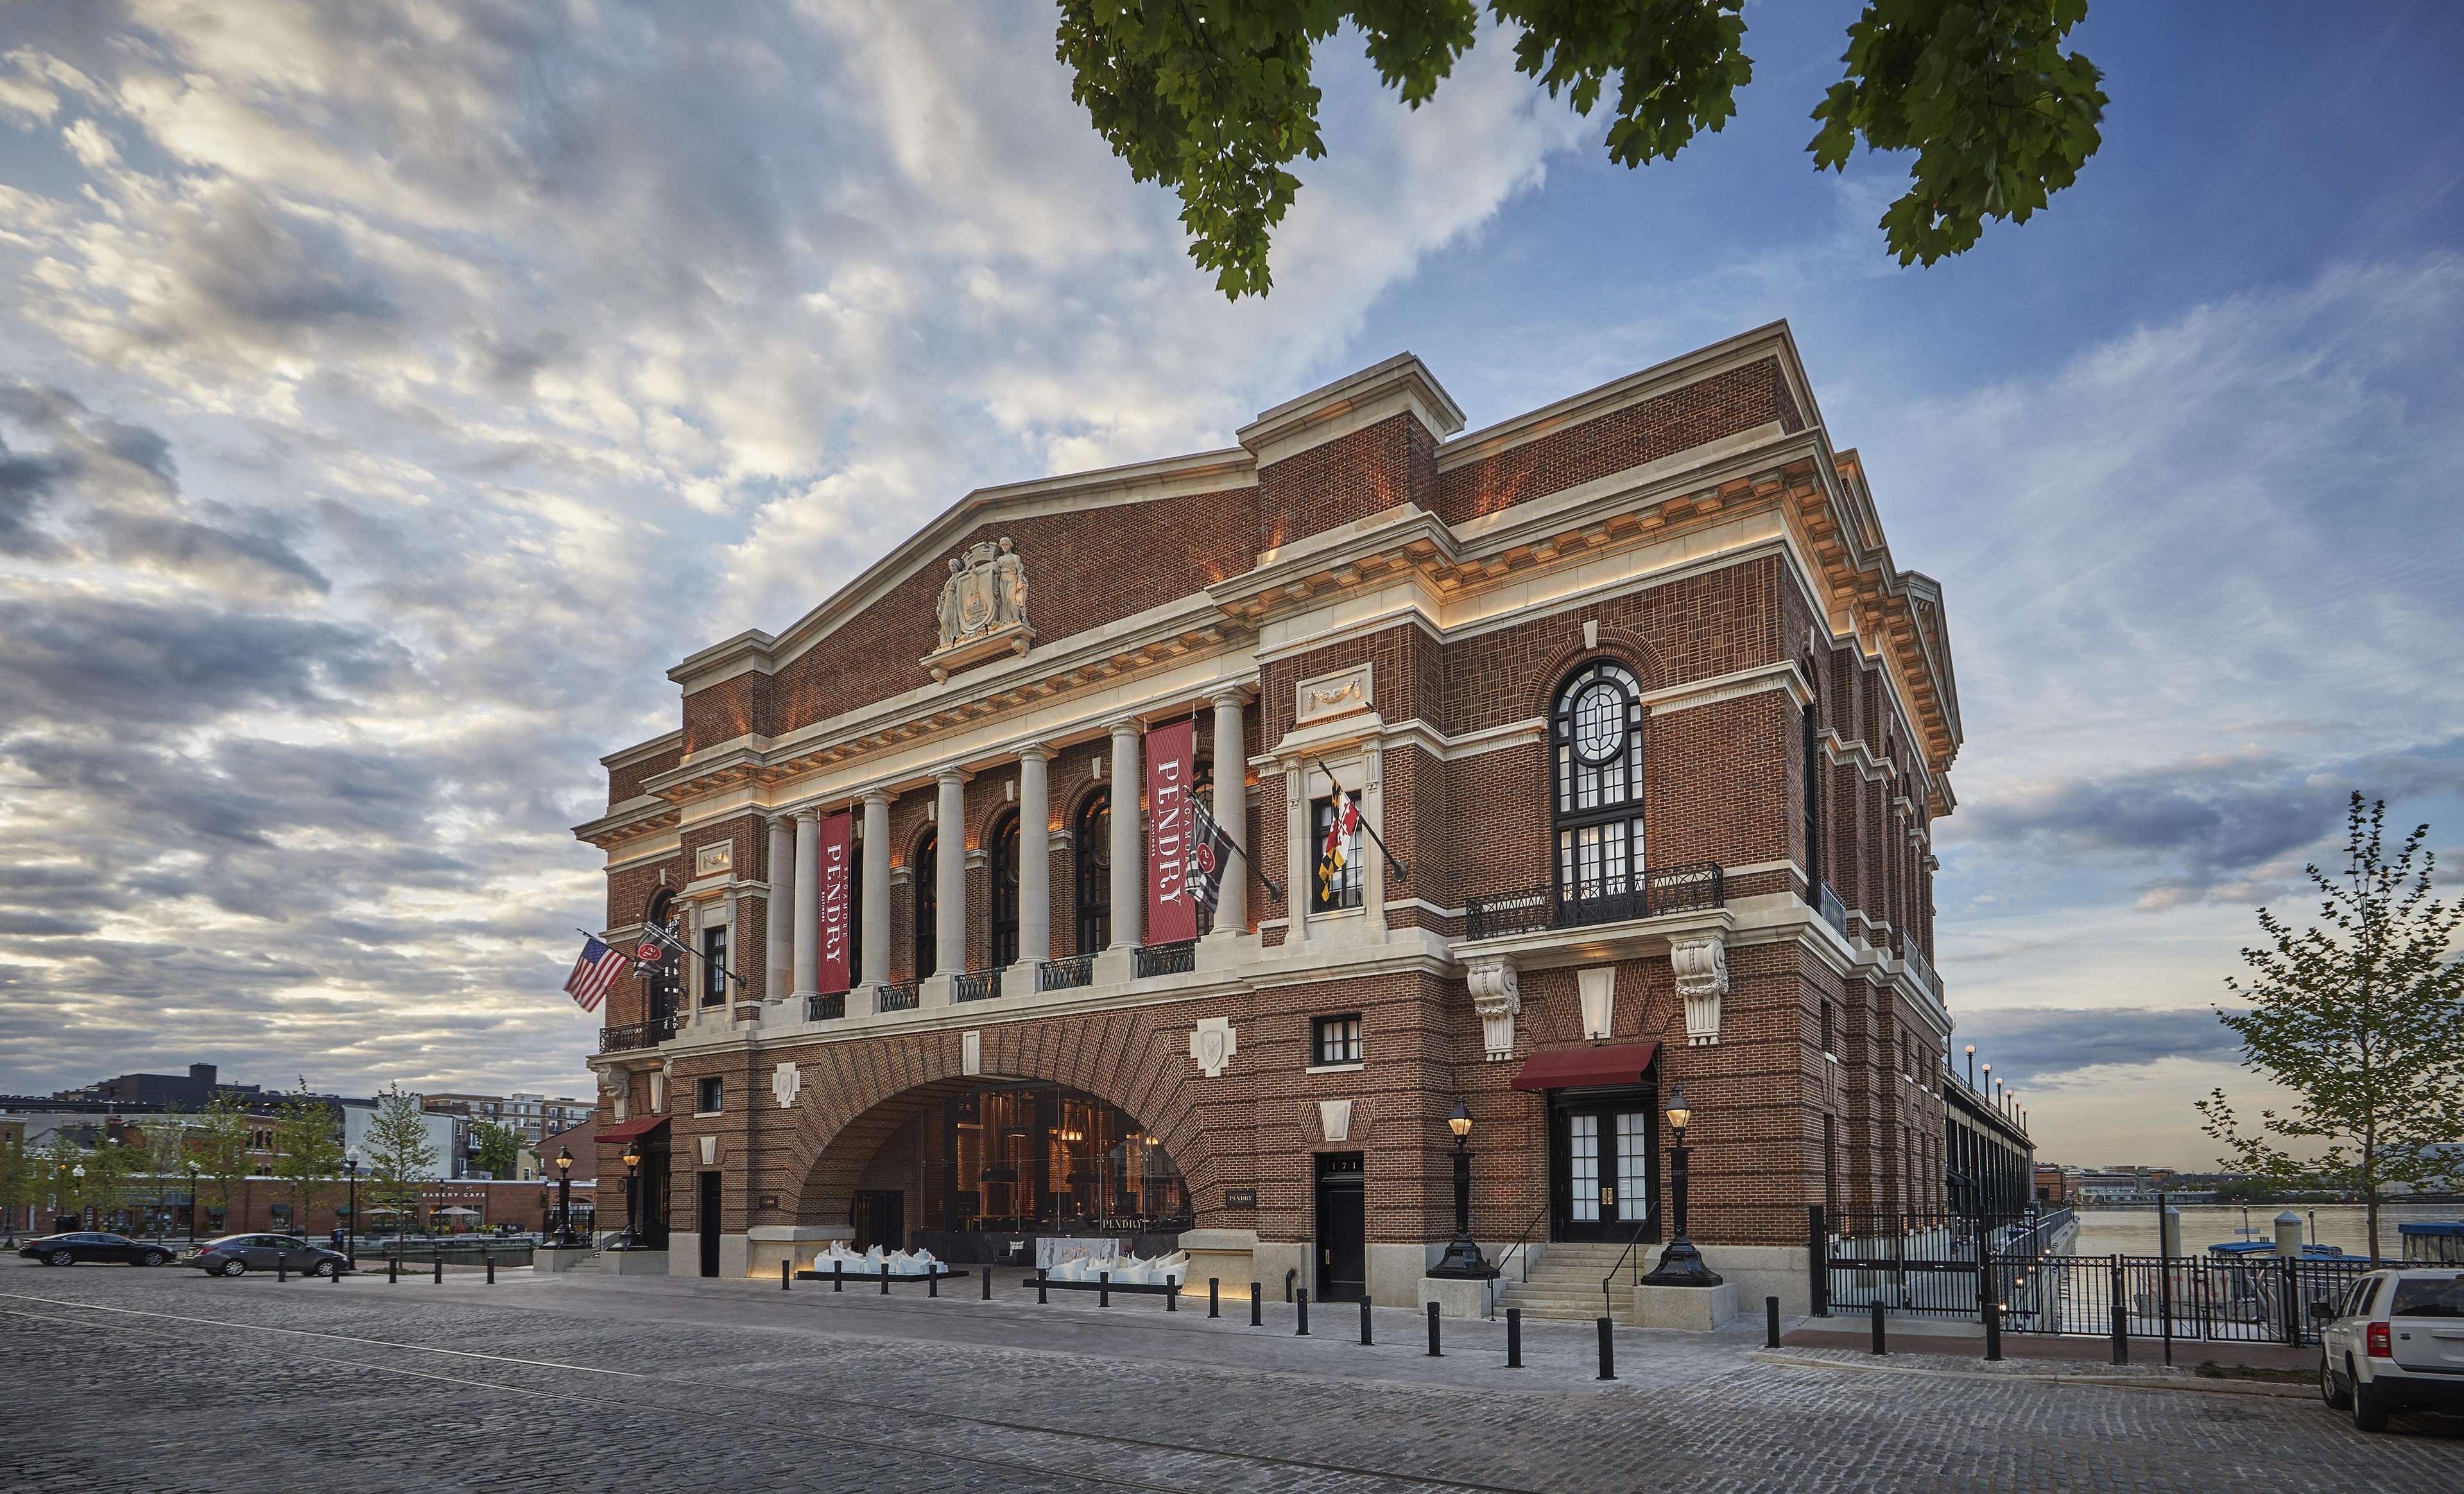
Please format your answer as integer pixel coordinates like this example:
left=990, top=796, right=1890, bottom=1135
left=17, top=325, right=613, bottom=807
left=188, top=1233, right=351, bottom=1278
left=17, top=1231, right=175, bottom=1267
left=2318, top=1268, right=2464, bottom=1430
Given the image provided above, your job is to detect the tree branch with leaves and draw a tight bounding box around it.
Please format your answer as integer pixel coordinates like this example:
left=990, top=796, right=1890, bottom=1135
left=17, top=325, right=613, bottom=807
left=2196, top=792, right=2464, bottom=1263
left=1056, top=0, right=2106, bottom=297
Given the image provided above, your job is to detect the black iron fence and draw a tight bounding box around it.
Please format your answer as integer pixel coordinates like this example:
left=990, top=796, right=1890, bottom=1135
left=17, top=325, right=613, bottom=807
left=1134, top=940, right=1197, bottom=978
left=806, top=991, right=845, bottom=1022
left=953, top=968, right=1003, bottom=1002
left=1819, top=1206, right=2075, bottom=1317
left=876, top=980, right=919, bottom=1012
left=1038, top=954, right=1095, bottom=991
left=1463, top=862, right=1724, bottom=941
left=598, top=1014, right=678, bottom=1053
left=1999, top=1252, right=2370, bottom=1348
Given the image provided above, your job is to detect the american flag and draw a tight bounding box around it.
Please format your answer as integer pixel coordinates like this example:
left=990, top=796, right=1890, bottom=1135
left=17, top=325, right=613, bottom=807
left=564, top=935, right=630, bottom=1012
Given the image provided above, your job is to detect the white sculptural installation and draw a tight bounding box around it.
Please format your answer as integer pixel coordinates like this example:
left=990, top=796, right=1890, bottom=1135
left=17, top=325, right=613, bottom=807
left=923, top=535, right=1035, bottom=681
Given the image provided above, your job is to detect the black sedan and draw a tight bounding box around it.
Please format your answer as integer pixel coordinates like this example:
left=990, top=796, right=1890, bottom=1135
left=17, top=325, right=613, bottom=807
left=189, top=1233, right=351, bottom=1278
left=17, top=1231, right=176, bottom=1267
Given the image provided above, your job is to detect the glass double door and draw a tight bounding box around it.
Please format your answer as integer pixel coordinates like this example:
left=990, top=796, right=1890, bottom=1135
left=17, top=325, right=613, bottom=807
left=1551, top=1096, right=1656, bottom=1242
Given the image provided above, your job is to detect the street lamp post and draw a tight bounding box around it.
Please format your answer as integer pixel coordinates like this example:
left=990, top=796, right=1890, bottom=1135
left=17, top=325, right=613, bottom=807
left=73, top=1163, right=88, bottom=1230
left=185, top=1163, right=200, bottom=1244
left=621, top=1145, right=642, bottom=1249
left=343, top=1149, right=360, bottom=1267
left=555, top=1147, right=575, bottom=1246
left=1965, top=1044, right=1976, bottom=1088
left=1429, top=1097, right=1496, bottom=1280
left=1640, top=1086, right=1724, bottom=1287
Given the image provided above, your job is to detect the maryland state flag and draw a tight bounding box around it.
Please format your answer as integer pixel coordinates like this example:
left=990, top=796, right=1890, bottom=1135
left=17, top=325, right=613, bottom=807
left=1316, top=793, right=1359, bottom=901
left=1187, top=797, right=1234, bottom=914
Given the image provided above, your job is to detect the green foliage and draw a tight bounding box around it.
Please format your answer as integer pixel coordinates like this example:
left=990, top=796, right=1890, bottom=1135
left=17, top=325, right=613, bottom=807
left=193, top=1090, right=255, bottom=1220
left=469, top=1120, right=525, bottom=1181
left=1056, top=0, right=2103, bottom=297
left=0, top=1127, right=34, bottom=1224
left=39, top=1133, right=81, bottom=1217
left=270, top=1079, right=344, bottom=1228
left=2197, top=794, right=2464, bottom=1263
left=365, top=1084, right=440, bottom=1231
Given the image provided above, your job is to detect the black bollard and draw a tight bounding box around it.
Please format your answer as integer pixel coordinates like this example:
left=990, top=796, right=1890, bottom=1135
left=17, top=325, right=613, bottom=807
left=1099, top=1271, right=1110, bottom=1308
left=1869, top=1299, right=1886, bottom=1355
left=1250, top=1281, right=1262, bottom=1326
left=1426, top=1302, right=1442, bottom=1357
left=1209, top=1277, right=1219, bottom=1319
left=388, top=1252, right=398, bottom=1285
left=928, top=1268, right=938, bottom=1298
left=1037, top=1267, right=1049, bottom=1305
left=879, top=1264, right=889, bottom=1295
left=1766, top=1295, right=1781, bottom=1348
left=1595, top=1317, right=1615, bottom=1380
left=433, top=1256, right=442, bottom=1285
left=1166, top=1278, right=1177, bottom=1312
left=782, top=1260, right=791, bottom=1291
left=1296, top=1287, right=1310, bottom=1336
left=1360, top=1295, right=1373, bottom=1344
left=485, top=1251, right=494, bottom=1285
left=833, top=1259, right=844, bottom=1292
left=981, top=1265, right=992, bottom=1300
left=1983, top=1294, right=2003, bottom=1363
left=2109, top=1256, right=2128, bottom=1364
left=276, top=1253, right=287, bottom=1283
left=330, top=1255, right=342, bottom=1285
left=1506, top=1307, right=1522, bottom=1369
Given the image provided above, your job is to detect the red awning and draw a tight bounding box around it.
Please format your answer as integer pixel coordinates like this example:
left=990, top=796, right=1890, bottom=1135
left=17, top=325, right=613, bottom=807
left=595, top=1116, right=669, bottom=1146
left=1510, top=1041, right=1659, bottom=1091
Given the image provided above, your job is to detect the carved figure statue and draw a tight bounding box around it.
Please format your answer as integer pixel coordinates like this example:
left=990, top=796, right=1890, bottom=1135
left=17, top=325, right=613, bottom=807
left=994, top=536, right=1026, bottom=625
left=926, top=537, right=1034, bottom=674
left=936, top=557, right=968, bottom=648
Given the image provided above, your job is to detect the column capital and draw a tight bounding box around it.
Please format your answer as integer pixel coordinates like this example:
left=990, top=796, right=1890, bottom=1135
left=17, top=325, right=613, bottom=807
left=793, top=806, right=820, bottom=824
left=1105, top=717, right=1142, bottom=739
left=859, top=786, right=893, bottom=808
left=1010, top=740, right=1054, bottom=763
left=932, top=762, right=972, bottom=786
left=1207, top=686, right=1254, bottom=711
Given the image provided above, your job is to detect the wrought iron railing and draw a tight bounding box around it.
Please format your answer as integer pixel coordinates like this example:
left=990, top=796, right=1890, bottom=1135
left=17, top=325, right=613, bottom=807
left=1038, top=955, right=1095, bottom=992
left=806, top=991, right=845, bottom=1022
left=875, top=980, right=919, bottom=1013
left=598, top=1014, right=678, bottom=1053
left=1134, top=940, right=1197, bottom=979
left=1461, top=862, right=1725, bottom=941
left=1816, top=880, right=1848, bottom=937
left=953, top=968, right=1003, bottom=1003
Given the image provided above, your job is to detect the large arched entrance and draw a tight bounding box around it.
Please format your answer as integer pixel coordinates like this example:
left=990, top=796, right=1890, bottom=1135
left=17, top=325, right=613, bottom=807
left=793, top=1075, right=1196, bottom=1265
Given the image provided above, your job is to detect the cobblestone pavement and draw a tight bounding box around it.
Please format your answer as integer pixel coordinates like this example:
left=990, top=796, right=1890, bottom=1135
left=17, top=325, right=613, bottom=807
left=3, top=1258, right=2458, bottom=1492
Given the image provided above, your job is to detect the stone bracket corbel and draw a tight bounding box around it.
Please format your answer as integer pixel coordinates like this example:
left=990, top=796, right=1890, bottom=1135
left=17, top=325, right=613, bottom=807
left=1671, top=934, right=1730, bottom=1047
left=1466, top=956, right=1521, bottom=1061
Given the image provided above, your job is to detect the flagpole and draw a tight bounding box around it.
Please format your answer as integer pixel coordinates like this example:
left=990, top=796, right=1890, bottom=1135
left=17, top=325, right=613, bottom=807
left=632, top=919, right=754, bottom=993
left=1314, top=760, right=1408, bottom=882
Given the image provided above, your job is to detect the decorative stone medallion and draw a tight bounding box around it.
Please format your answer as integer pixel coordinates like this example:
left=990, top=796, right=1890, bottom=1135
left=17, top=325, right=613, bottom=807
left=1189, top=1015, right=1237, bottom=1077
left=771, top=1061, right=802, bottom=1108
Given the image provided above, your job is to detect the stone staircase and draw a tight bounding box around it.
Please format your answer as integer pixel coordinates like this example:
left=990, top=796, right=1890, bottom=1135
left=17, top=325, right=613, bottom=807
left=1495, top=1242, right=1645, bottom=1324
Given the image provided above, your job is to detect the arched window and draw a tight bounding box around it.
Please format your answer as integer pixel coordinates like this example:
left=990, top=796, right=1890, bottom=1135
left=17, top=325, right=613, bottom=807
left=1550, top=660, right=1646, bottom=912
left=987, top=810, right=1021, bottom=966
left=1074, top=790, right=1110, bottom=954
left=643, top=889, right=680, bottom=1023
left=912, top=830, right=938, bottom=978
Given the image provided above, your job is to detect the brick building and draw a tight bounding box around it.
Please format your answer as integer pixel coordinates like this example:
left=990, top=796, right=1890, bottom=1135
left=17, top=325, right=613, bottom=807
left=576, top=324, right=1966, bottom=1319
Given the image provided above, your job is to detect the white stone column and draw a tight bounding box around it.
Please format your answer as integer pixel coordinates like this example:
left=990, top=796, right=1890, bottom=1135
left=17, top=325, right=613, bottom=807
left=1210, top=692, right=1248, bottom=937
left=766, top=816, right=794, bottom=1004
left=1284, top=763, right=1308, bottom=946
left=1362, top=739, right=1387, bottom=938
left=861, top=790, right=892, bottom=993
left=1108, top=720, right=1142, bottom=951
left=927, top=765, right=967, bottom=1003
left=1014, top=745, right=1051, bottom=980
left=790, top=809, right=820, bottom=1003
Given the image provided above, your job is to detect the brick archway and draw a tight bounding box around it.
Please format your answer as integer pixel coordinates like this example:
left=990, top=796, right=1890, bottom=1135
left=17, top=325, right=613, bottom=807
left=777, top=1015, right=1213, bottom=1228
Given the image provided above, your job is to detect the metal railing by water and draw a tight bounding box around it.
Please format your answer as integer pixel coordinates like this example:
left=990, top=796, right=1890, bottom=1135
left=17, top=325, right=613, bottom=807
left=1134, top=940, right=1197, bottom=978
left=875, top=980, right=919, bottom=1012
left=806, top=991, right=845, bottom=1022
left=1463, top=862, right=1724, bottom=941
left=598, top=1014, right=678, bottom=1053
left=1037, top=954, right=1095, bottom=991
left=953, top=968, right=1003, bottom=1003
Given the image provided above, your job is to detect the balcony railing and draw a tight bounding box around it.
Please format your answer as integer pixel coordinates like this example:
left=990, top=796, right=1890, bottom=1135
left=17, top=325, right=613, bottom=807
left=1816, top=880, right=1848, bottom=937
left=807, top=991, right=846, bottom=1022
left=953, top=968, right=1004, bottom=1003
left=875, top=980, right=920, bottom=1013
left=1038, top=954, right=1095, bottom=992
left=1134, top=939, right=1198, bottom=979
left=1901, top=938, right=1943, bottom=1000
left=598, top=1014, right=678, bottom=1053
left=1462, top=862, right=1725, bottom=941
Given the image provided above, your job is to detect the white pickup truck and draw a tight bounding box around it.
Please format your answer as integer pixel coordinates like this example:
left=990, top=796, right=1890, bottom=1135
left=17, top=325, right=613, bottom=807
left=2317, top=1268, right=2464, bottom=1430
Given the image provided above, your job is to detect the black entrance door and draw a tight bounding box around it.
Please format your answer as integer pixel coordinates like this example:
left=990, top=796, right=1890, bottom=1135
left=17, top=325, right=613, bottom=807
left=1549, top=1093, right=1658, bottom=1243
left=1314, top=1152, right=1365, bottom=1302
left=854, top=1190, right=904, bottom=1253
left=639, top=1138, right=671, bottom=1247
left=697, top=1172, right=721, bottom=1277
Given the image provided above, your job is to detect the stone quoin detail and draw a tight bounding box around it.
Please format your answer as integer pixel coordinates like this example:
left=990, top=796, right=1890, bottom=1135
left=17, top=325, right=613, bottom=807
left=1466, top=956, right=1521, bottom=1061
left=1671, top=934, right=1730, bottom=1047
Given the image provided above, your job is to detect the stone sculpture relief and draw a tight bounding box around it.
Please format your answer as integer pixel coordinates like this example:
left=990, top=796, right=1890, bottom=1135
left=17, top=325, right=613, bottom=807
left=924, top=536, right=1036, bottom=681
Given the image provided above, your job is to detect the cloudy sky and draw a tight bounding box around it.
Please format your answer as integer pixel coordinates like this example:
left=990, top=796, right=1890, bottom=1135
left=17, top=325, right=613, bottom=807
left=1, top=2, right=2457, bottom=1165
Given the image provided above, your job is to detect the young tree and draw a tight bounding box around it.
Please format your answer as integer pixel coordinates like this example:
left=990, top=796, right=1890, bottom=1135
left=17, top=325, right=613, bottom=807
left=145, top=1113, right=190, bottom=1237
left=467, top=1121, right=525, bottom=1181
left=192, top=1090, right=255, bottom=1231
left=365, top=1084, right=440, bottom=1237
left=86, top=1135, right=139, bottom=1230
left=38, top=1131, right=82, bottom=1225
left=2197, top=794, right=2464, bottom=1262
left=1056, top=0, right=2107, bottom=297
left=269, top=1080, right=344, bottom=1237
left=0, top=1128, right=34, bottom=1237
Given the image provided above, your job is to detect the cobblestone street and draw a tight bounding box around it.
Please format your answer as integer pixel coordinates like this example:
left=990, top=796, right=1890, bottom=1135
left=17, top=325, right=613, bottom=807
left=3, top=1258, right=2459, bottom=1492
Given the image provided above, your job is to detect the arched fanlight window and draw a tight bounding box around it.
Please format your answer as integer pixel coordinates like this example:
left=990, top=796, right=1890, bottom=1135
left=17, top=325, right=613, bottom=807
left=1074, top=789, right=1110, bottom=954
left=1549, top=660, right=1646, bottom=909
left=912, top=830, right=938, bottom=978
left=988, top=810, right=1021, bottom=966
left=642, top=889, right=680, bottom=1022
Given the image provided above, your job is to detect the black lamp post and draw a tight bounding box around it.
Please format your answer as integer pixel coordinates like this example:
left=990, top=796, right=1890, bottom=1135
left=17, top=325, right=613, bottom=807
left=555, top=1146, right=575, bottom=1245
left=184, top=1163, right=200, bottom=1244
left=1429, top=1096, right=1497, bottom=1279
left=1965, top=1044, right=1976, bottom=1088
left=343, top=1149, right=360, bottom=1266
left=1640, top=1086, right=1724, bottom=1287
left=621, top=1144, right=642, bottom=1248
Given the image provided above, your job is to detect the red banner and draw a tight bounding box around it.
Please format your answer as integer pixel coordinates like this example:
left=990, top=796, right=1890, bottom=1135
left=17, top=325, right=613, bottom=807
left=1146, top=718, right=1198, bottom=944
left=817, top=810, right=853, bottom=994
